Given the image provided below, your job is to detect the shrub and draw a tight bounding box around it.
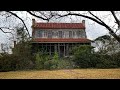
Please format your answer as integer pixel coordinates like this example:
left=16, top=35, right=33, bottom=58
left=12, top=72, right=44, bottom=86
left=95, top=54, right=118, bottom=68
left=71, top=45, right=94, bottom=68
left=71, top=45, right=119, bottom=68
left=35, top=51, right=51, bottom=70
left=44, top=52, right=59, bottom=70
left=35, top=52, right=45, bottom=69
left=0, top=54, right=18, bottom=72
left=112, top=51, right=120, bottom=67
left=44, top=60, right=52, bottom=70
left=57, top=59, right=74, bottom=69
left=0, top=53, right=34, bottom=72
left=53, top=52, right=59, bottom=60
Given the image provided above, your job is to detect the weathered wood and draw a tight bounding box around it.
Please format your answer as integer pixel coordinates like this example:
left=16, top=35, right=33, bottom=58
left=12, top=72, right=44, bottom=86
left=50, top=43, right=51, bottom=56
left=55, top=44, right=57, bottom=52
left=66, top=43, right=69, bottom=56
left=64, top=43, right=65, bottom=57
left=58, top=43, right=60, bottom=57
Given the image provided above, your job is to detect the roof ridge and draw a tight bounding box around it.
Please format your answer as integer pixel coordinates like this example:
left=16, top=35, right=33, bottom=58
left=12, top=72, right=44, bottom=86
left=33, top=22, right=85, bottom=29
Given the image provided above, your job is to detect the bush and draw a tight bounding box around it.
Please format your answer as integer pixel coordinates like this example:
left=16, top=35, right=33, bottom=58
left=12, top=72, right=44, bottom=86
left=112, top=51, right=120, bottom=67
left=53, top=51, right=59, bottom=61
left=0, top=53, right=34, bottom=72
left=50, top=59, right=58, bottom=69
left=44, top=58, right=74, bottom=70
left=44, top=60, right=52, bottom=70
left=15, top=58, right=34, bottom=70
left=35, top=52, right=43, bottom=69
left=57, top=59, right=74, bottom=69
left=0, top=54, right=17, bottom=72
left=71, top=45, right=95, bottom=68
left=71, top=45, right=119, bottom=68
left=44, top=59, right=58, bottom=70
left=42, top=52, right=75, bottom=70
left=95, top=54, right=118, bottom=68
left=44, top=52, right=58, bottom=70
left=35, top=52, right=50, bottom=69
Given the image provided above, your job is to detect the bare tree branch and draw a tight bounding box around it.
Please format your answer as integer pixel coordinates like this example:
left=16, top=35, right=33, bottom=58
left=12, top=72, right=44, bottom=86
left=0, top=27, right=15, bottom=31
left=88, top=11, right=106, bottom=24
left=55, top=12, right=120, bottom=43
left=57, top=12, right=104, bottom=25
left=5, top=11, right=30, bottom=38
left=0, top=28, right=13, bottom=35
left=27, top=11, right=49, bottom=21
left=111, top=11, right=120, bottom=28
left=2, top=11, right=119, bottom=43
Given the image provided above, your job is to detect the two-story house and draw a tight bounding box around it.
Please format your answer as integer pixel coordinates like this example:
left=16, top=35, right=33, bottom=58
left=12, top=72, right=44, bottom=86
left=32, top=19, right=91, bottom=57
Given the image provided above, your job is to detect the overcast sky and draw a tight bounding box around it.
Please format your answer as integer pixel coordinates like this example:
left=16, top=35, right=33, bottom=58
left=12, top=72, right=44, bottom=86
left=0, top=11, right=117, bottom=45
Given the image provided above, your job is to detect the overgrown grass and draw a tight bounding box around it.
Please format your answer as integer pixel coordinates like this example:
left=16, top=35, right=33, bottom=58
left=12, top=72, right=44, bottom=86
left=0, top=69, right=120, bottom=79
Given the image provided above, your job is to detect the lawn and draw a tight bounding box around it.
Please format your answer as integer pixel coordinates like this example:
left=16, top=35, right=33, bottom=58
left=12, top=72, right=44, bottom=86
left=0, top=69, right=120, bottom=79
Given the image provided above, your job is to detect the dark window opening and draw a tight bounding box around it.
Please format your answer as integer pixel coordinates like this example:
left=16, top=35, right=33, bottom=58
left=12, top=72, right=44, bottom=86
left=58, top=31, right=63, bottom=38
left=48, top=31, right=52, bottom=38
left=69, top=31, right=72, bottom=38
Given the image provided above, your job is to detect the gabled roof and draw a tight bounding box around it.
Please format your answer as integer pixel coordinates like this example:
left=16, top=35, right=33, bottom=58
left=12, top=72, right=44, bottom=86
left=33, top=38, right=91, bottom=43
left=32, top=23, right=85, bottom=29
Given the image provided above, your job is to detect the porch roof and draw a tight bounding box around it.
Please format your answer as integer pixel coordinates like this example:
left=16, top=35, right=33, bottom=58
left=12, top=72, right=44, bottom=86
left=32, top=23, right=85, bottom=29
left=32, top=38, right=91, bottom=43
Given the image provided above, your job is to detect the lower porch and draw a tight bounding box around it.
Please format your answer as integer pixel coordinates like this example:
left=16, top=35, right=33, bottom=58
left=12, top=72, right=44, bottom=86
left=32, top=42, right=90, bottom=57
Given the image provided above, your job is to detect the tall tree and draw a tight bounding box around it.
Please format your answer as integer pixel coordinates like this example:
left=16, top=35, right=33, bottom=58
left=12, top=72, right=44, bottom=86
left=93, top=35, right=120, bottom=54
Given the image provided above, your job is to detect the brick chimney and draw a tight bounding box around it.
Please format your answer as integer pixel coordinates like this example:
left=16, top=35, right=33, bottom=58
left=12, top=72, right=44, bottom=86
left=32, top=19, right=35, bottom=26
left=32, top=19, right=35, bottom=37
left=82, top=20, right=85, bottom=26
left=14, top=41, right=16, bottom=48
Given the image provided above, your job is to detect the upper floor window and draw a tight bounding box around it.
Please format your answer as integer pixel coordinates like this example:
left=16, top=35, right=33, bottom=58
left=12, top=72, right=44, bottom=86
left=69, top=31, right=72, bottom=38
left=35, top=30, right=39, bottom=38
left=35, top=30, right=43, bottom=38
left=73, top=31, right=75, bottom=38
left=48, top=31, right=52, bottom=38
left=44, top=30, right=47, bottom=37
left=58, top=31, right=63, bottom=38
left=52, top=32, right=54, bottom=37
left=76, top=30, right=81, bottom=38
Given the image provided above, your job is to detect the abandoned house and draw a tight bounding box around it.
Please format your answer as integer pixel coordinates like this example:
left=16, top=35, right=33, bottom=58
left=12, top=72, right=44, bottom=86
left=31, top=19, right=91, bottom=57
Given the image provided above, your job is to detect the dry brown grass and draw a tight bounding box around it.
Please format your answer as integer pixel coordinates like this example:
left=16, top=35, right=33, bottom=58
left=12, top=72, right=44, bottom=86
left=0, top=69, right=120, bottom=79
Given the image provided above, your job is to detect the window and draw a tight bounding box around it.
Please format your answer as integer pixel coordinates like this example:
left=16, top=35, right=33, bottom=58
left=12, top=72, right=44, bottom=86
left=48, top=31, right=52, bottom=38
left=39, top=30, right=43, bottom=37
left=35, top=30, right=43, bottom=38
left=73, top=31, right=75, bottom=38
left=76, top=30, right=81, bottom=38
left=55, top=32, right=58, bottom=37
left=69, top=31, right=72, bottom=38
left=35, top=30, right=39, bottom=38
left=58, top=31, right=63, bottom=38
left=44, top=30, right=47, bottom=37
left=52, top=31, right=54, bottom=37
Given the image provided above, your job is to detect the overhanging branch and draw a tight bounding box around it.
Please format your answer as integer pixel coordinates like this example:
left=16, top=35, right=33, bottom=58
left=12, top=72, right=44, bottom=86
left=88, top=11, right=106, bottom=24
left=111, top=11, right=120, bottom=28
left=5, top=11, right=30, bottom=38
left=27, top=11, right=49, bottom=21
left=56, top=12, right=120, bottom=43
left=0, top=28, right=13, bottom=35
